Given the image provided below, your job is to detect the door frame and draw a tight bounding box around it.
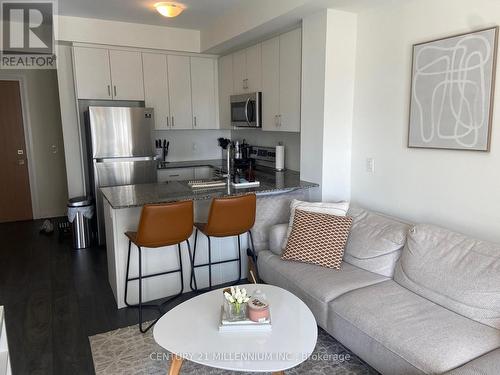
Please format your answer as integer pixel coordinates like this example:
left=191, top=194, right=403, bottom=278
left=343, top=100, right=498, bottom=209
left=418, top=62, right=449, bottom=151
left=0, top=74, right=40, bottom=219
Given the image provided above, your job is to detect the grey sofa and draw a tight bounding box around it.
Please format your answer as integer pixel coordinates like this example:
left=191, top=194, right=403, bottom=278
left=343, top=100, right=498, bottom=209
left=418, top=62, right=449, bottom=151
left=257, top=207, right=500, bottom=375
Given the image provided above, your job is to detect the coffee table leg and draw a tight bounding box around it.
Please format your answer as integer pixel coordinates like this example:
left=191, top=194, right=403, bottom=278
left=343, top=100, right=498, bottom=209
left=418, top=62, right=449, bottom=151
left=168, top=355, right=184, bottom=375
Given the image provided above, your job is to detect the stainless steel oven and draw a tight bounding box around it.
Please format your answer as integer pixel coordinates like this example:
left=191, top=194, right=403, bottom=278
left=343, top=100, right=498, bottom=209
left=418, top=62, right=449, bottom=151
left=230, top=92, right=262, bottom=127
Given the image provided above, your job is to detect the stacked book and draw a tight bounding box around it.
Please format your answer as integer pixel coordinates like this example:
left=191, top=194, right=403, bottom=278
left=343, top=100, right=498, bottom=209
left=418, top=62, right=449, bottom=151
left=218, top=306, right=272, bottom=332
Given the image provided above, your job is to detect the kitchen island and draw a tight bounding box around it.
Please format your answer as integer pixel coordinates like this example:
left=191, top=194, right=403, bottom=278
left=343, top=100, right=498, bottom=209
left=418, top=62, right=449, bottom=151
left=101, top=162, right=318, bottom=309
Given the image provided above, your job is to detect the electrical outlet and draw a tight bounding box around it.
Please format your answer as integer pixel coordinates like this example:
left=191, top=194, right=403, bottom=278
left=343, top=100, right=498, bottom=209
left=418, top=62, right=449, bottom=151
left=366, top=158, right=375, bottom=173
left=192, top=142, right=198, bottom=154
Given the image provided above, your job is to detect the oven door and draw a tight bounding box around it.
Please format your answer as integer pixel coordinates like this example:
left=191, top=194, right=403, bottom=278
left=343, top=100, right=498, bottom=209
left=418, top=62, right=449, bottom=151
left=230, top=92, right=261, bottom=127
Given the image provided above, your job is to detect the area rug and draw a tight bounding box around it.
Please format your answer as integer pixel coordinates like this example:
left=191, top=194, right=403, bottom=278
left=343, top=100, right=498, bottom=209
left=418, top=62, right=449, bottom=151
left=90, top=323, right=379, bottom=374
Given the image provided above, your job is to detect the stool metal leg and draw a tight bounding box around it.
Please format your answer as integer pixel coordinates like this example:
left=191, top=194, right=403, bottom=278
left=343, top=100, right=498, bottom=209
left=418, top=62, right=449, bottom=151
left=208, top=235, right=212, bottom=290
left=247, top=230, right=259, bottom=281
left=189, top=229, right=199, bottom=291
left=237, top=234, right=242, bottom=282
left=124, top=240, right=186, bottom=333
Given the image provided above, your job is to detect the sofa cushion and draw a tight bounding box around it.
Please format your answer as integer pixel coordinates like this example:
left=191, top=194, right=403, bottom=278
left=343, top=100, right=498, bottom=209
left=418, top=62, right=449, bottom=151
left=394, top=224, right=500, bottom=329
left=344, top=207, right=410, bottom=277
left=327, top=280, right=500, bottom=375
left=444, top=348, right=500, bottom=375
left=282, top=209, right=352, bottom=269
left=282, top=200, right=349, bottom=249
left=257, top=250, right=388, bottom=329
left=268, top=223, right=288, bottom=255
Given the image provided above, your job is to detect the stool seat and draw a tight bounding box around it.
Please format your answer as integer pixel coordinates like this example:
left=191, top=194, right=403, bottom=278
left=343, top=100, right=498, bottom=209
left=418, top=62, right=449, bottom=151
left=125, top=231, right=137, bottom=242
left=190, top=194, right=257, bottom=291
left=124, top=200, right=194, bottom=333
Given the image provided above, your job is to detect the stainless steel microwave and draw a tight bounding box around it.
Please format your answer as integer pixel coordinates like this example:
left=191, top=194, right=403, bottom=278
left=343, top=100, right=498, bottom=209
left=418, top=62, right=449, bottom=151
left=230, top=92, right=262, bottom=127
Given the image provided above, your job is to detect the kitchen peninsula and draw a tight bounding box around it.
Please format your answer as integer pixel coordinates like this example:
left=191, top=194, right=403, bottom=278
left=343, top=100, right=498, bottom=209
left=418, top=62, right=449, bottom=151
left=101, top=161, right=317, bottom=309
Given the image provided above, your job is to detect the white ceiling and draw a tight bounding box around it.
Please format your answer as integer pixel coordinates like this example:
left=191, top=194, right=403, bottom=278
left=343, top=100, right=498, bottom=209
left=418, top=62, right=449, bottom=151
left=58, top=0, right=246, bottom=30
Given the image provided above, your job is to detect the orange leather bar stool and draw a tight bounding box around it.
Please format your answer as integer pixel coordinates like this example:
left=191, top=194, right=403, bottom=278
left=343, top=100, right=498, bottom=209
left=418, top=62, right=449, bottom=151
left=124, top=200, right=193, bottom=333
left=189, top=194, right=256, bottom=291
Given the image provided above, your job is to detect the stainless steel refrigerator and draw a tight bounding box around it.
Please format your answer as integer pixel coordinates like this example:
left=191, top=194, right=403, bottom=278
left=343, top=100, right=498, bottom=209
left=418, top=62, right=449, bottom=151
left=87, top=106, right=157, bottom=245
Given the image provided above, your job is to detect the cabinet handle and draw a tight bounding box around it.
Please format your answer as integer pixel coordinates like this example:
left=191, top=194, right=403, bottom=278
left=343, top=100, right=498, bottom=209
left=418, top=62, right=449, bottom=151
left=169, top=174, right=180, bottom=177
left=279, top=114, right=282, bottom=127
left=194, top=116, right=197, bottom=127
left=113, top=85, right=117, bottom=97
left=107, top=85, right=111, bottom=97
left=166, top=116, right=169, bottom=128
left=171, top=116, right=175, bottom=127
left=274, top=115, right=279, bottom=127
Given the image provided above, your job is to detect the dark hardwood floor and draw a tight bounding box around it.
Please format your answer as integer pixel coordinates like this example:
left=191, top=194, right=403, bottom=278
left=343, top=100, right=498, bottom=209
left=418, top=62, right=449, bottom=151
left=0, top=219, right=200, bottom=375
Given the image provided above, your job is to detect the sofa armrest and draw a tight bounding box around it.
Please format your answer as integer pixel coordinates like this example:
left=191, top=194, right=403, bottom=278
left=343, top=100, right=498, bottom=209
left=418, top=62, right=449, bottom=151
left=445, top=348, right=500, bottom=375
left=268, top=223, right=289, bottom=256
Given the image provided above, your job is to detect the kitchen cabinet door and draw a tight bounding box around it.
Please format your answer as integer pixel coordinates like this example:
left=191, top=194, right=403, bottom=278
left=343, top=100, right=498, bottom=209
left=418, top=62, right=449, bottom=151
left=218, top=54, right=233, bottom=129
left=73, top=47, right=112, bottom=100
left=157, top=168, right=194, bottom=182
left=191, top=57, right=217, bottom=129
left=167, top=55, right=193, bottom=129
left=245, top=43, right=262, bottom=92
left=261, top=36, right=280, bottom=131
left=278, top=28, right=302, bottom=132
left=109, top=50, right=145, bottom=101
left=232, top=50, right=246, bottom=94
left=142, top=53, right=170, bottom=130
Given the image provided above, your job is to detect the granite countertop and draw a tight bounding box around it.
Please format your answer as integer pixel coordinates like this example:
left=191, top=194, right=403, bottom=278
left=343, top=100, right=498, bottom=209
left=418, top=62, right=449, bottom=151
left=101, top=163, right=318, bottom=209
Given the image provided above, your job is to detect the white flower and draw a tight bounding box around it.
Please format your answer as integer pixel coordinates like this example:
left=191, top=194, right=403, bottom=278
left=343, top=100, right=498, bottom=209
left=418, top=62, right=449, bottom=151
left=230, top=286, right=236, bottom=296
left=224, top=292, right=235, bottom=303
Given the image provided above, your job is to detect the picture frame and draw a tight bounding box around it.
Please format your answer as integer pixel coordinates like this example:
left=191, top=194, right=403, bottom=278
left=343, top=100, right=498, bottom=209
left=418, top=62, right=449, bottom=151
left=408, top=26, right=498, bottom=151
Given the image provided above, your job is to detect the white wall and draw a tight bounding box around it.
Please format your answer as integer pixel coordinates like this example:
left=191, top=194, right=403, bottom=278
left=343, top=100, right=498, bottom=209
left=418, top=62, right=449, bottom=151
left=154, top=130, right=231, bottom=162
left=232, top=129, right=301, bottom=171
left=55, top=16, right=200, bottom=52
left=1, top=70, right=68, bottom=218
left=350, top=0, right=500, bottom=243
left=300, top=9, right=357, bottom=201
left=56, top=43, right=86, bottom=197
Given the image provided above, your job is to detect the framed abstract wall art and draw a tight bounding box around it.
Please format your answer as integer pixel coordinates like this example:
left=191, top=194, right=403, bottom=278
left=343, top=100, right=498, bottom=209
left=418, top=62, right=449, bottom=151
left=408, top=27, right=498, bottom=151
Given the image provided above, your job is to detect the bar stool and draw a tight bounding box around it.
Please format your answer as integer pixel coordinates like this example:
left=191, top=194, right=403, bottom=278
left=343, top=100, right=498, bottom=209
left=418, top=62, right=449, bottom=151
left=189, top=194, right=257, bottom=292
left=124, top=200, right=193, bottom=333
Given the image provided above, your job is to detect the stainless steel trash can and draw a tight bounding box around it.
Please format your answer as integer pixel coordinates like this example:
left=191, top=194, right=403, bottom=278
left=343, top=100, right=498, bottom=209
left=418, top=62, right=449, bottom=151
left=67, top=197, right=93, bottom=249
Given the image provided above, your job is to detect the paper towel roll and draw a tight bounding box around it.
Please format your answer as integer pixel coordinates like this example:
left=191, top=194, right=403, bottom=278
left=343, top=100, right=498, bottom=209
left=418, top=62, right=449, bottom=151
left=275, top=145, right=285, bottom=171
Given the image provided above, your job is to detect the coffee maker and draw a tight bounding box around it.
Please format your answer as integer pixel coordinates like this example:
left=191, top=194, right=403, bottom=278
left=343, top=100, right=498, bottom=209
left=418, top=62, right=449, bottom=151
left=233, top=139, right=255, bottom=183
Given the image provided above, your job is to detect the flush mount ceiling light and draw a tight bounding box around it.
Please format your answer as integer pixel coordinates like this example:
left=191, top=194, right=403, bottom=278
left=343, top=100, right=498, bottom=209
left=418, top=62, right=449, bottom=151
left=154, top=2, right=185, bottom=18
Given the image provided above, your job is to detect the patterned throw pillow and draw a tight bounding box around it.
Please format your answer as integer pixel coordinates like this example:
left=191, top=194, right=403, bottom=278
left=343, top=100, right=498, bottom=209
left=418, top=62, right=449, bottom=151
left=282, top=209, right=353, bottom=269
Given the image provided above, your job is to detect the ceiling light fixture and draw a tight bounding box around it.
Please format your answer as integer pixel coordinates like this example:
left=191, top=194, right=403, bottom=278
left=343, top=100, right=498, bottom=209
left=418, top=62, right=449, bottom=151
left=154, top=2, right=185, bottom=18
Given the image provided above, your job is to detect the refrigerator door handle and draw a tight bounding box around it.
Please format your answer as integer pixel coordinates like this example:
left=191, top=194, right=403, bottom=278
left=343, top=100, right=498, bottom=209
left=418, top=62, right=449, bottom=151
left=95, top=156, right=157, bottom=162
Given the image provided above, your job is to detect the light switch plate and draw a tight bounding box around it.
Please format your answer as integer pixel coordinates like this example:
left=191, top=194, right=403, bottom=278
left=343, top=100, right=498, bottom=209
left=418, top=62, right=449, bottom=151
left=366, top=158, right=375, bottom=173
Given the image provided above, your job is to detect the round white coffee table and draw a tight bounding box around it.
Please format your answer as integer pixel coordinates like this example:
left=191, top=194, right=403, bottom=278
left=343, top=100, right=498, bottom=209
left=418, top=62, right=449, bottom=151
left=154, top=284, right=317, bottom=374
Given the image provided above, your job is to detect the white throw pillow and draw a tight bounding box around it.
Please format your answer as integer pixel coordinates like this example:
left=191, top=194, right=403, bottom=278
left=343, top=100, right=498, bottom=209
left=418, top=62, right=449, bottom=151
left=282, top=200, right=350, bottom=250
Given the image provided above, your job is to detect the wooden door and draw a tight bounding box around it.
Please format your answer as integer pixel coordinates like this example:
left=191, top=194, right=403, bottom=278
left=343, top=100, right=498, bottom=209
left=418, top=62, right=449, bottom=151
left=0, top=81, right=32, bottom=222
left=73, top=47, right=112, bottom=100
left=279, top=28, right=302, bottom=132
left=167, top=55, right=193, bottom=129
left=109, top=50, right=145, bottom=100
left=261, top=36, right=280, bottom=131
left=142, top=53, right=170, bottom=129
left=190, top=57, right=216, bottom=129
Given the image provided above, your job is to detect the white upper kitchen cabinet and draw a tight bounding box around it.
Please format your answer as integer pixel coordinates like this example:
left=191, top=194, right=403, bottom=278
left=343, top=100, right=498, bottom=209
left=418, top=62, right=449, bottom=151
left=191, top=57, right=217, bottom=129
left=167, top=55, right=193, bottom=129
left=142, top=53, right=170, bottom=130
left=261, top=36, right=280, bottom=132
left=73, top=47, right=112, bottom=100
left=232, top=50, right=246, bottom=94
left=218, top=54, right=233, bottom=129
left=108, top=50, right=145, bottom=101
left=278, top=28, right=302, bottom=132
left=245, top=44, right=262, bottom=92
